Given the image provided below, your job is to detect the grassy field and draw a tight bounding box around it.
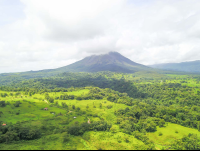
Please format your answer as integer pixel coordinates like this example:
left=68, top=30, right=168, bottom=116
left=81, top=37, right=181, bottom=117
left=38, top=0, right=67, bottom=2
left=0, top=133, right=90, bottom=150
left=0, top=88, right=143, bottom=150
left=147, top=123, right=200, bottom=149
left=1, top=86, right=200, bottom=150
left=85, top=131, right=145, bottom=150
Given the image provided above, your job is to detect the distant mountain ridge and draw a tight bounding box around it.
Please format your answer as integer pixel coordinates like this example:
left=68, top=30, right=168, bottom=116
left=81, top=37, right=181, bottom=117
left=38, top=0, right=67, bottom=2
left=54, top=51, right=152, bottom=73
left=0, top=51, right=154, bottom=86
left=149, top=60, right=200, bottom=73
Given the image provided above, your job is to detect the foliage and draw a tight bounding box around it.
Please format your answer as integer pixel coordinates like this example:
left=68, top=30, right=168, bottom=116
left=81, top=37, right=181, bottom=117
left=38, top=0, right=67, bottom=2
left=0, top=122, right=41, bottom=143
left=1, top=71, right=200, bottom=149
left=13, top=101, right=21, bottom=107
left=171, top=133, right=200, bottom=150
left=0, top=101, right=6, bottom=107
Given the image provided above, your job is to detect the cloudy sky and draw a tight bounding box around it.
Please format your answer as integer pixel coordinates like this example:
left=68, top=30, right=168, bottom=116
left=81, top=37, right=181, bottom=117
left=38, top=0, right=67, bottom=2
left=1, top=0, right=200, bottom=73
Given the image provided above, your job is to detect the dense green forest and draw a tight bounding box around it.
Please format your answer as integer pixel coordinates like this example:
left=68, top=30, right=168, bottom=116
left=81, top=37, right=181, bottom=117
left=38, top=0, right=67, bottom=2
left=1, top=71, right=200, bottom=149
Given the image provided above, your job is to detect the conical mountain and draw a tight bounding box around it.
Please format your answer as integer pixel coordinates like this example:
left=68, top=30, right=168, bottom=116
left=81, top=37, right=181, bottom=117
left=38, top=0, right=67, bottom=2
left=55, top=52, right=151, bottom=73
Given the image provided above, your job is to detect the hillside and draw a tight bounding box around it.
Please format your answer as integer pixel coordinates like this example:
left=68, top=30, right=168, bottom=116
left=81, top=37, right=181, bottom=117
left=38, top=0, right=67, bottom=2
left=1, top=74, right=200, bottom=150
left=150, top=60, right=200, bottom=73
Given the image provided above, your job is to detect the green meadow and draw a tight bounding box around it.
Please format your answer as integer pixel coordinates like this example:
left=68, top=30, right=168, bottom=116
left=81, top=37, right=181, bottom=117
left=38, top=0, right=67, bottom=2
left=147, top=123, right=200, bottom=149
left=1, top=72, right=200, bottom=150
left=0, top=88, right=145, bottom=150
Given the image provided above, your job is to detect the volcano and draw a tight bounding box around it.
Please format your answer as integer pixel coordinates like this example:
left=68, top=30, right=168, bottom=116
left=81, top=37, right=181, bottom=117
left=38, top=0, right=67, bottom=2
left=55, top=52, right=151, bottom=73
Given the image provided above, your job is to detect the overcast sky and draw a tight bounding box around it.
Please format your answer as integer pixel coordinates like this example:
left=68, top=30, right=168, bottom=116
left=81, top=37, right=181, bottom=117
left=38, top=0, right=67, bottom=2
left=1, top=0, right=200, bottom=73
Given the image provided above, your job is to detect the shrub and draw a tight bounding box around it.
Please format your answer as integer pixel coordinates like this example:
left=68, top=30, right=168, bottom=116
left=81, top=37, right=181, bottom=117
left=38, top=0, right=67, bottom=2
left=76, top=96, right=82, bottom=100
left=16, top=111, right=20, bottom=115
left=76, top=107, right=80, bottom=111
left=4, top=131, right=19, bottom=143
left=82, top=133, right=90, bottom=141
left=117, top=139, right=122, bottom=143
left=124, top=136, right=129, bottom=143
left=93, top=114, right=98, bottom=117
left=158, top=132, right=163, bottom=136
left=0, top=101, right=6, bottom=107
left=62, top=132, right=70, bottom=143
left=158, top=119, right=165, bottom=127
left=48, top=97, right=54, bottom=103
left=6, top=101, right=10, bottom=105
left=55, top=96, right=59, bottom=100
left=106, top=105, right=113, bottom=109
left=13, top=101, right=21, bottom=107
left=68, top=125, right=82, bottom=136
left=110, top=125, right=117, bottom=133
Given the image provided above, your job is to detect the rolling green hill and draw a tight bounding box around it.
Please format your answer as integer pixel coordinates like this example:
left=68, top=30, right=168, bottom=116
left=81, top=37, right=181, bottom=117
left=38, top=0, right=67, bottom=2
left=1, top=82, right=200, bottom=150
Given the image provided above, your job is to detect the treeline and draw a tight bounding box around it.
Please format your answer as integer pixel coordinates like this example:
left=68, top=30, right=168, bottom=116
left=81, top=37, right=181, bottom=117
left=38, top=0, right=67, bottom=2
left=2, top=83, right=200, bottom=131
left=113, top=98, right=200, bottom=131
left=0, top=121, right=41, bottom=143
left=67, top=121, right=112, bottom=136
left=171, top=133, right=200, bottom=150
left=0, top=72, right=148, bottom=99
left=135, top=82, right=200, bottom=107
left=80, top=87, right=200, bottom=132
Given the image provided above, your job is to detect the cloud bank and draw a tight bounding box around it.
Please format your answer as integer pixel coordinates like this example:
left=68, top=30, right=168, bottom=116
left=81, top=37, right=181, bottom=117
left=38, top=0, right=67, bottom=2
left=0, top=0, right=200, bottom=73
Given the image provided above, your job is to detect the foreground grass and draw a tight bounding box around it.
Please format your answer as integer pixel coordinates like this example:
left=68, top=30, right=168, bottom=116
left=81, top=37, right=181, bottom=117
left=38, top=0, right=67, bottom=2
left=147, top=123, right=200, bottom=149
left=0, top=133, right=90, bottom=150
left=85, top=131, right=145, bottom=150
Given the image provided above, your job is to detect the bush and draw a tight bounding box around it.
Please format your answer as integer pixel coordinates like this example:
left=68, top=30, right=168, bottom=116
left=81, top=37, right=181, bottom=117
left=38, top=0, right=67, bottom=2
left=158, top=132, right=163, bottom=136
left=62, top=132, right=70, bottom=143
left=53, top=129, right=60, bottom=134
left=76, top=107, right=80, bottom=111
left=13, top=101, right=21, bottom=107
left=48, top=97, right=54, bottom=103
left=82, top=133, right=90, bottom=141
left=171, top=133, right=200, bottom=150
left=0, top=101, right=6, bottom=107
left=76, top=96, right=82, bottom=100
left=117, top=139, right=122, bottom=143
left=124, top=136, right=129, bottom=143
left=4, top=131, right=19, bottom=143
left=110, top=125, right=117, bottom=133
left=93, top=114, right=98, bottom=117
left=91, top=121, right=112, bottom=131
left=68, top=125, right=82, bottom=136
left=6, top=101, right=10, bottom=105
left=158, top=119, right=165, bottom=127
left=55, top=96, right=59, bottom=100
left=106, top=105, right=113, bottom=109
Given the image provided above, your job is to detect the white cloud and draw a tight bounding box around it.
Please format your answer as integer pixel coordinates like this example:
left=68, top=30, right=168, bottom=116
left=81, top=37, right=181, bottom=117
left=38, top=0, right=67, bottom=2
left=1, top=0, right=200, bottom=73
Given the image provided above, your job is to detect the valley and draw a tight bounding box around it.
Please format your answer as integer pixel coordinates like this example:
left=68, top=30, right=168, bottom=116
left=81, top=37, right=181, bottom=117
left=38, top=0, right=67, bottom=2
left=1, top=71, right=200, bottom=150
left=2, top=0, right=200, bottom=149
